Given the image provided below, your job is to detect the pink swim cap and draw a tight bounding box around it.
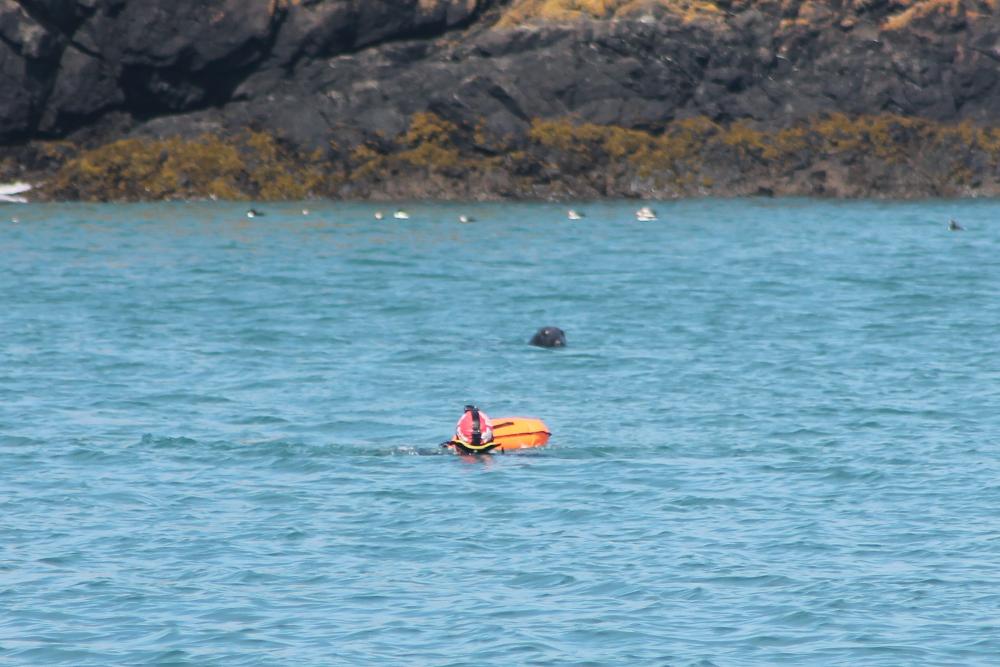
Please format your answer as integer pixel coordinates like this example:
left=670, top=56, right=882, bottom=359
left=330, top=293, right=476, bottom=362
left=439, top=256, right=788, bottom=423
left=455, top=407, right=493, bottom=445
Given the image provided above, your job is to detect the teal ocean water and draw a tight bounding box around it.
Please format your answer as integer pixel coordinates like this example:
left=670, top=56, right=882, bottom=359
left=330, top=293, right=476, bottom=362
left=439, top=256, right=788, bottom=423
left=2, top=199, right=999, bottom=665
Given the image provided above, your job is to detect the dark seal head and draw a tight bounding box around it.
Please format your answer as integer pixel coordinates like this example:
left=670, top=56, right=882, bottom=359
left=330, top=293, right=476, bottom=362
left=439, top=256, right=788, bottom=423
left=530, top=327, right=566, bottom=348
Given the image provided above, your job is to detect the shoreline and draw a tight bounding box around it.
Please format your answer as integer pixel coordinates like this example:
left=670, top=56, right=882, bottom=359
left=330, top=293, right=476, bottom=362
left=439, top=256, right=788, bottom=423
left=5, top=113, right=1000, bottom=203
left=6, top=194, right=1000, bottom=207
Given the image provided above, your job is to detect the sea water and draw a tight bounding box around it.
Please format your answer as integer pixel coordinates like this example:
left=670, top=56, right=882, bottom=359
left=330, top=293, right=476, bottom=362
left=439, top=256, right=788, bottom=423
left=1, top=199, right=999, bottom=665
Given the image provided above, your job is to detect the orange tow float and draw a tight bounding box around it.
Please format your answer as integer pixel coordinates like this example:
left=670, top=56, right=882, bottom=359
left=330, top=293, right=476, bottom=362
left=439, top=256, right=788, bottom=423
left=444, top=415, right=551, bottom=455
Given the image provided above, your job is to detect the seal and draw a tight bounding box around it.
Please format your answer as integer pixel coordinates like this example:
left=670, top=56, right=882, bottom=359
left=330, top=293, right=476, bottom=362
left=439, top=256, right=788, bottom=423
left=530, top=327, right=566, bottom=348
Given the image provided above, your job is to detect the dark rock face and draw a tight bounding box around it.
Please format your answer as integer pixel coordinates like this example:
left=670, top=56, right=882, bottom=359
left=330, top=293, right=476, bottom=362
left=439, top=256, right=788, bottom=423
left=530, top=327, right=566, bottom=348
left=39, top=44, right=121, bottom=132
left=0, top=0, right=496, bottom=142
left=0, top=1, right=66, bottom=139
left=108, top=0, right=277, bottom=112
left=3, top=0, right=1000, bottom=181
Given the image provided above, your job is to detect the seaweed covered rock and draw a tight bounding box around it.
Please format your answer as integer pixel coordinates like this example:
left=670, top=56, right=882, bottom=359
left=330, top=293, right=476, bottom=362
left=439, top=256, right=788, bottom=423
left=3, top=0, right=1000, bottom=201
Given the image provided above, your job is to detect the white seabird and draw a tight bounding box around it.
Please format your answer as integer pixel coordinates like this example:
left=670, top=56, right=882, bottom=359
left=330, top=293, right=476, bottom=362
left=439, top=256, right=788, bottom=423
left=567, top=209, right=585, bottom=220
left=374, top=211, right=384, bottom=220
left=635, top=206, right=658, bottom=221
left=393, top=209, right=410, bottom=220
left=459, top=215, right=475, bottom=223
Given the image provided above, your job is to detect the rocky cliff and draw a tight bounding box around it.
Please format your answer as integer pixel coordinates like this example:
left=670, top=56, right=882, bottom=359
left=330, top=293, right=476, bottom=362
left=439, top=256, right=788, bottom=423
left=3, top=0, right=1000, bottom=200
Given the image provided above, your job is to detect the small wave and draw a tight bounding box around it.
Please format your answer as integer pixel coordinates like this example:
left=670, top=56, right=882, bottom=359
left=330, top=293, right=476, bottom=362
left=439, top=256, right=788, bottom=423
left=506, top=572, right=578, bottom=589
left=140, top=392, right=233, bottom=405
left=671, top=495, right=742, bottom=508
left=231, top=415, right=290, bottom=425
left=137, top=434, right=199, bottom=449
left=695, top=574, right=802, bottom=588
left=819, top=465, right=885, bottom=482
left=386, top=445, right=448, bottom=456
left=0, top=435, right=44, bottom=449
left=66, top=444, right=120, bottom=463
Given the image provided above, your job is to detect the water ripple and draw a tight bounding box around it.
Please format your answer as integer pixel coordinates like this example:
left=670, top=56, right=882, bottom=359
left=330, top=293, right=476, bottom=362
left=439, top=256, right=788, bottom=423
left=2, top=200, right=999, bottom=665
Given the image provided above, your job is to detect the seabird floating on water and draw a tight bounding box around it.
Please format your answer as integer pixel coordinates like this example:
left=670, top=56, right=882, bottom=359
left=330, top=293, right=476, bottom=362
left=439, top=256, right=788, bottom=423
left=567, top=209, right=585, bottom=220
left=393, top=209, right=410, bottom=220
left=374, top=211, right=384, bottom=220
left=459, top=215, right=475, bottom=223
left=949, top=219, right=964, bottom=231
left=635, top=206, right=658, bottom=221
left=246, top=208, right=264, bottom=218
